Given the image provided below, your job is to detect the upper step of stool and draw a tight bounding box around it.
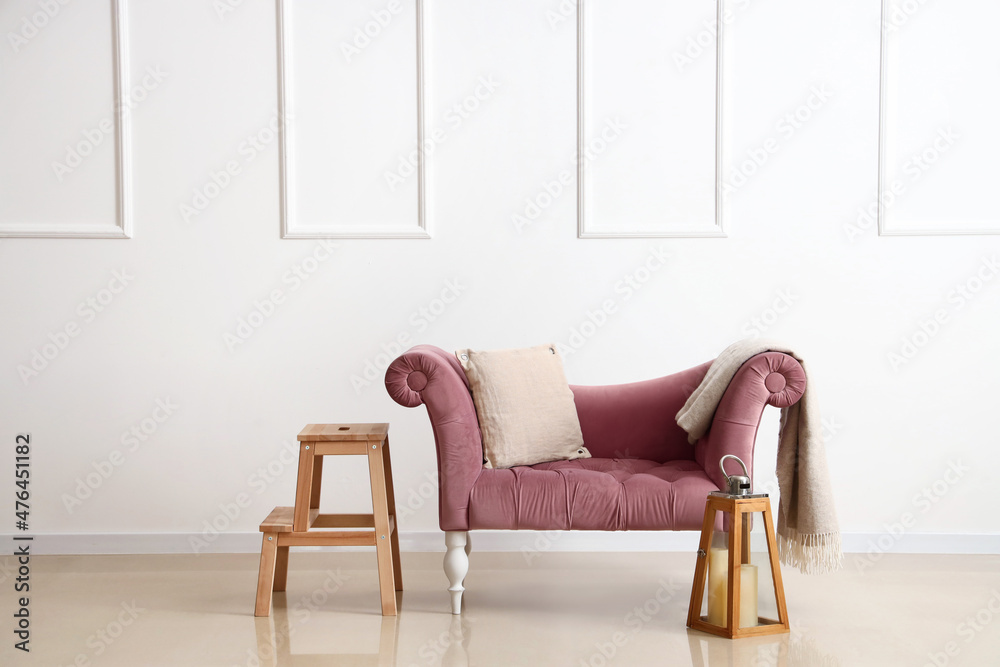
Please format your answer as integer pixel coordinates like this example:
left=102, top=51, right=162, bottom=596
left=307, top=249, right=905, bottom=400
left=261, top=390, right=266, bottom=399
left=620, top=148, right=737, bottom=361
left=297, top=423, right=388, bottom=442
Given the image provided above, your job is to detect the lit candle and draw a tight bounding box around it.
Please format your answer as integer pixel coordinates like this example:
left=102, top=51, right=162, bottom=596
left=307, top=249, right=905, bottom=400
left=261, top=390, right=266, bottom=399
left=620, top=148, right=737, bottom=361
left=707, top=547, right=728, bottom=626
left=739, top=564, right=758, bottom=628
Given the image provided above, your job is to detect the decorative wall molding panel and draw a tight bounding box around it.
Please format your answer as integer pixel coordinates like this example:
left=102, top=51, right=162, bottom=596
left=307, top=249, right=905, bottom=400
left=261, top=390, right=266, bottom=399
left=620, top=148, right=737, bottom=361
left=278, top=0, right=428, bottom=239
left=577, top=0, right=725, bottom=238
left=0, top=0, right=132, bottom=238
left=878, top=0, right=1000, bottom=235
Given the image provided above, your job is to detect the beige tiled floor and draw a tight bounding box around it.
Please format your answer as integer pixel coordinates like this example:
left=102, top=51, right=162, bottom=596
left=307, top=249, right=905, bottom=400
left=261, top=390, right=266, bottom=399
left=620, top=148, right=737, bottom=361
left=1, top=551, right=998, bottom=666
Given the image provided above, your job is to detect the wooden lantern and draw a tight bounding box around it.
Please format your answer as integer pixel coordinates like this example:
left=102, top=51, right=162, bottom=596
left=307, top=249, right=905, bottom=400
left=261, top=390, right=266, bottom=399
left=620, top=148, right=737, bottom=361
left=686, top=491, right=790, bottom=639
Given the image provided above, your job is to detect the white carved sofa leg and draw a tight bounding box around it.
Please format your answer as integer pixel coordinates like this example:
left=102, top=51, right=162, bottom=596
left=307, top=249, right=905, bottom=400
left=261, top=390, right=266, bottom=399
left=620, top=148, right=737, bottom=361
left=463, top=533, right=471, bottom=584
left=444, top=531, right=469, bottom=614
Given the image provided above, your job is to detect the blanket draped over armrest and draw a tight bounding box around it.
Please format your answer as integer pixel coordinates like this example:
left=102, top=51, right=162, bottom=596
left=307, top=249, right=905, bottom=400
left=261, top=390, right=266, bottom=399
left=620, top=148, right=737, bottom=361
left=676, top=339, right=843, bottom=574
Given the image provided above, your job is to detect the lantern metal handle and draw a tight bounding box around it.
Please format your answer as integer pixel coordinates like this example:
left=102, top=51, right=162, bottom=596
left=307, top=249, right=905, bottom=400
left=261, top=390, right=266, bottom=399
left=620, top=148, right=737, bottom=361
left=719, top=454, right=749, bottom=481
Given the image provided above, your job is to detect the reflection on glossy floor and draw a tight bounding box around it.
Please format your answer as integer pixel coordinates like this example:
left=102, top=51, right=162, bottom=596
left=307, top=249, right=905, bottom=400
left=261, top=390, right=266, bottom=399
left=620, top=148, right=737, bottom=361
left=3, top=551, right=999, bottom=666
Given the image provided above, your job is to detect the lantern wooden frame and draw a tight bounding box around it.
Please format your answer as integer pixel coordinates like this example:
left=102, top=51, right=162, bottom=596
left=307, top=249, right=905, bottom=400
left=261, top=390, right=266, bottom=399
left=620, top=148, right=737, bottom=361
left=687, top=493, right=790, bottom=639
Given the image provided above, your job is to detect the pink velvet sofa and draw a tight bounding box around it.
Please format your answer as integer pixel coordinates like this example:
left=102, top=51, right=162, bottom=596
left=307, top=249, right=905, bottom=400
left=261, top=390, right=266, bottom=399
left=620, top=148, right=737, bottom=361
left=385, top=345, right=806, bottom=613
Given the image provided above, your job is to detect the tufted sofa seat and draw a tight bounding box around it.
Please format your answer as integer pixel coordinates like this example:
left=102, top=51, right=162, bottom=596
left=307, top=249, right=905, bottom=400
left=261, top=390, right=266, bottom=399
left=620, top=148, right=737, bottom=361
left=385, top=344, right=806, bottom=613
left=469, top=458, right=716, bottom=531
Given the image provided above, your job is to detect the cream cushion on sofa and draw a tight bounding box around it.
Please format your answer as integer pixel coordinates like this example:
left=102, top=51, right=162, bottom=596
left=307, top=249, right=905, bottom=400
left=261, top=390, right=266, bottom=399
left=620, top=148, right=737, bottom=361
left=456, top=344, right=590, bottom=469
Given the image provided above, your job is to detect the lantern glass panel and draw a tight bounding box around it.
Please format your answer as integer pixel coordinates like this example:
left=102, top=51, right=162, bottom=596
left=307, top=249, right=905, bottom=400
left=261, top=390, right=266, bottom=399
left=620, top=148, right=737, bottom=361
left=696, top=506, right=781, bottom=629
left=744, top=508, right=779, bottom=627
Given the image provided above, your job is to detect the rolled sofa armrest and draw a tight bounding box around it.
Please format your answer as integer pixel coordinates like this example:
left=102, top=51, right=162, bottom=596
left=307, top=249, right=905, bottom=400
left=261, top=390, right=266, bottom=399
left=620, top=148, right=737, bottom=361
left=384, top=345, right=483, bottom=531
left=694, top=352, right=806, bottom=491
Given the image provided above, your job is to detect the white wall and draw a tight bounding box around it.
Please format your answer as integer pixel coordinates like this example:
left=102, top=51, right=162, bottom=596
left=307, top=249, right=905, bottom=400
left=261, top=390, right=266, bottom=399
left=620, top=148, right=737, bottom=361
left=1, top=0, right=998, bottom=556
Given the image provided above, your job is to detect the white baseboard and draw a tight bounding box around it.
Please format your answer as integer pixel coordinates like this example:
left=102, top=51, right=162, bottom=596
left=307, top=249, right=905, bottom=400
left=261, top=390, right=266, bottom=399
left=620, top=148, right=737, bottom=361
left=841, top=532, right=1000, bottom=555
left=5, top=531, right=999, bottom=556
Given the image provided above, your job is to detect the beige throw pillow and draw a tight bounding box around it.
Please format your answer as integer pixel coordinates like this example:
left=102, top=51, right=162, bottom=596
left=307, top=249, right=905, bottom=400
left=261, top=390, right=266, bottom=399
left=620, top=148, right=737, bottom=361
left=456, top=344, right=590, bottom=469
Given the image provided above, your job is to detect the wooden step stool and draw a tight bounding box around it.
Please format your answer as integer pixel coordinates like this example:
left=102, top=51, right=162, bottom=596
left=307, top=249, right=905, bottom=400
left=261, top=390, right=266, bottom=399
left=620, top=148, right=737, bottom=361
left=254, top=423, right=403, bottom=616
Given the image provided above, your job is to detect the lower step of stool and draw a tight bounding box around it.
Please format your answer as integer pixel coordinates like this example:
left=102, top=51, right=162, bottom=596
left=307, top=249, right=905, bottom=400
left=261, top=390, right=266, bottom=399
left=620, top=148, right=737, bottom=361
left=259, top=506, right=394, bottom=547
left=255, top=503, right=401, bottom=617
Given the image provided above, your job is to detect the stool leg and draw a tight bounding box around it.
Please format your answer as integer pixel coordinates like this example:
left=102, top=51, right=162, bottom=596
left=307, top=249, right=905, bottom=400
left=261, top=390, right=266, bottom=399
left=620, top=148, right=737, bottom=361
left=293, top=443, right=315, bottom=532
left=382, top=439, right=403, bottom=591
left=255, top=533, right=279, bottom=617
left=368, top=440, right=398, bottom=615
left=310, top=456, right=324, bottom=509
left=273, top=545, right=290, bottom=592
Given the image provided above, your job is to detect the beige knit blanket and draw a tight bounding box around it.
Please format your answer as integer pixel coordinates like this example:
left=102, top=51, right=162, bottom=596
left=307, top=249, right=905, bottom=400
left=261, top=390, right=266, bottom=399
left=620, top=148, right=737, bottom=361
left=676, top=339, right=842, bottom=574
